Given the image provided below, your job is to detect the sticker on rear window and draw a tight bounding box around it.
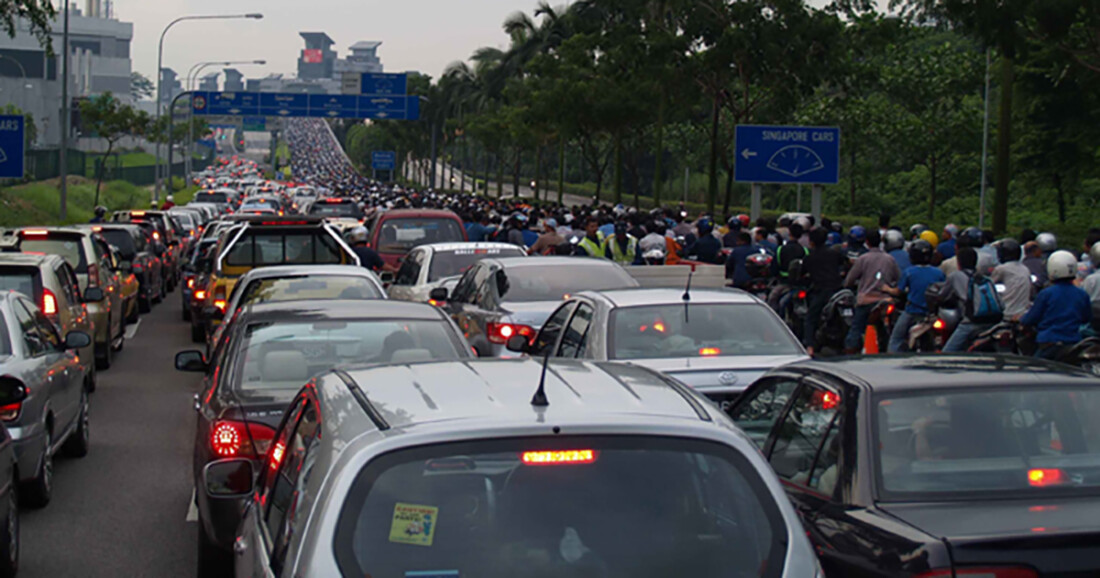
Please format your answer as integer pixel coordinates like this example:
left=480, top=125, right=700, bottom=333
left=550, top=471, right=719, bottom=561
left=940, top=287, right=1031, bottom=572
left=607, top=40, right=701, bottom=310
left=389, top=503, right=439, bottom=546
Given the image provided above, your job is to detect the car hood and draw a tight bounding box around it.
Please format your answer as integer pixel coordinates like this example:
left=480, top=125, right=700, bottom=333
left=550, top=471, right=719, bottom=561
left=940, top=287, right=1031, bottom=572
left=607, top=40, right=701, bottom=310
left=500, top=300, right=563, bottom=329
left=880, top=498, right=1100, bottom=541
left=626, top=354, right=809, bottom=394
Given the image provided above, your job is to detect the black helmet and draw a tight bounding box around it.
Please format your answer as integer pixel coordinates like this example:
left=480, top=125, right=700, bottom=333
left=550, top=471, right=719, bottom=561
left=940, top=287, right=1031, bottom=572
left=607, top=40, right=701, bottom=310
left=745, top=252, right=774, bottom=279
left=94, top=206, right=107, bottom=217
left=996, top=238, right=1021, bottom=263
left=908, top=239, right=934, bottom=265
left=959, top=227, right=983, bottom=248
left=697, top=219, right=714, bottom=237
left=908, top=223, right=928, bottom=240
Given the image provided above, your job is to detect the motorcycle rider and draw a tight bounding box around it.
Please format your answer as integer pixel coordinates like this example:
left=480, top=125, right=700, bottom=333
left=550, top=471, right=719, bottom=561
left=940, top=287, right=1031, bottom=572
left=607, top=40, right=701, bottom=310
left=725, top=231, right=757, bottom=288
left=603, top=221, right=639, bottom=266
left=882, top=240, right=945, bottom=352
left=942, top=247, right=993, bottom=352
left=1020, top=250, right=1091, bottom=360
left=843, top=229, right=901, bottom=353
left=347, top=226, right=393, bottom=273
left=884, top=229, right=910, bottom=270
left=990, top=239, right=1033, bottom=320
left=689, top=219, right=725, bottom=265
left=1081, top=241, right=1100, bottom=305
left=938, top=224, right=958, bottom=260
left=802, top=227, right=848, bottom=356
left=90, top=205, right=108, bottom=224
left=845, top=225, right=868, bottom=260
left=574, top=216, right=604, bottom=258
left=1022, top=241, right=1048, bottom=288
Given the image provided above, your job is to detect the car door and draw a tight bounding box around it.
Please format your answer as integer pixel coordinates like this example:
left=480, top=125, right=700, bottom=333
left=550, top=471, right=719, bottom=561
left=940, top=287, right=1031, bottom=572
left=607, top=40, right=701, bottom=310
left=448, top=264, right=492, bottom=346
left=15, top=299, right=77, bottom=429
left=54, top=263, right=93, bottom=363
left=9, top=300, right=53, bottom=423
left=728, top=376, right=801, bottom=449
left=91, top=237, right=122, bottom=338
left=556, top=301, right=596, bottom=358
left=388, top=248, right=423, bottom=301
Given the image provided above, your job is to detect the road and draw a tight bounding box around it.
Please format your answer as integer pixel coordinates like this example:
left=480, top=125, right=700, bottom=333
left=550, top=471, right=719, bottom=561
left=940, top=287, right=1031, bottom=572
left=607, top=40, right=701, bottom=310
left=409, top=160, right=596, bottom=207
left=20, top=300, right=200, bottom=577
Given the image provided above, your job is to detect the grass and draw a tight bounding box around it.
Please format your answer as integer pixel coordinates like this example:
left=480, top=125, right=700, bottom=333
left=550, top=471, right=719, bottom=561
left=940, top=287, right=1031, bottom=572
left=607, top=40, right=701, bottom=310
left=0, top=178, right=200, bottom=227
left=83, top=152, right=156, bottom=175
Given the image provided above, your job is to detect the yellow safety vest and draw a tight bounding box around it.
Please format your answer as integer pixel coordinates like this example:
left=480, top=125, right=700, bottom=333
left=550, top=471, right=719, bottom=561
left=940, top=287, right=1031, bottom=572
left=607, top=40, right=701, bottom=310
left=578, top=236, right=603, bottom=258
left=604, top=235, right=638, bottom=265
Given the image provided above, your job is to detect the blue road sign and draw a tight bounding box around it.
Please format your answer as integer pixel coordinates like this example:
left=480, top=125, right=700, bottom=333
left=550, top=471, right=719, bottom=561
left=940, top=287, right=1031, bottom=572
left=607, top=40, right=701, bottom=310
left=307, top=94, right=358, bottom=118
left=360, top=73, right=408, bottom=96
left=0, top=115, right=25, bottom=179
left=371, top=151, right=396, bottom=171
left=192, top=91, right=420, bottom=120
left=242, top=116, right=266, bottom=131
left=206, top=91, right=261, bottom=116
left=260, top=92, right=308, bottom=117
left=734, top=125, right=840, bottom=185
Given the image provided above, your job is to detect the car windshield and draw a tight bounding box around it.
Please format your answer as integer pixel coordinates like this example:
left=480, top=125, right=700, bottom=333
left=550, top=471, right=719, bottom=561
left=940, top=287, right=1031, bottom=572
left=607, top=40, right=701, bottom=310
left=236, top=320, right=463, bottom=391
left=224, top=231, right=345, bottom=267
left=0, top=272, right=35, bottom=299
left=377, top=218, right=464, bottom=253
left=309, top=202, right=361, bottom=218
left=194, top=192, right=228, bottom=204
left=238, top=276, right=383, bottom=306
left=20, top=237, right=87, bottom=273
left=334, top=436, right=784, bottom=578
left=610, top=303, right=802, bottom=359
left=428, top=247, right=525, bottom=282
left=876, top=387, right=1100, bottom=499
left=498, top=264, right=635, bottom=302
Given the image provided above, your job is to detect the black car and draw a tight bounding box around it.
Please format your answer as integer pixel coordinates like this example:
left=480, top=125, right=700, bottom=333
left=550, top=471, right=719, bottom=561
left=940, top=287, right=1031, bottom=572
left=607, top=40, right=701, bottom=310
left=94, top=224, right=164, bottom=315
left=729, top=354, right=1100, bottom=578
left=175, top=300, right=474, bottom=575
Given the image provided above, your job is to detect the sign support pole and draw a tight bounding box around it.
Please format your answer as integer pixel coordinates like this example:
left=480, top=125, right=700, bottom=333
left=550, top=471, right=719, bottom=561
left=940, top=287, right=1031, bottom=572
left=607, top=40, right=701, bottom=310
left=751, top=183, right=762, bottom=221
left=811, top=184, right=823, bottom=222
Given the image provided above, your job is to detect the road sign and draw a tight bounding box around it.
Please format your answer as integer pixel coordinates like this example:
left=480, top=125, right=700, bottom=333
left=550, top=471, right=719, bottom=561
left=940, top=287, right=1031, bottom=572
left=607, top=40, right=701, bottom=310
left=242, top=116, right=266, bottom=131
left=371, top=151, right=396, bottom=171
left=191, top=91, right=420, bottom=120
left=0, top=115, right=25, bottom=179
left=206, top=91, right=261, bottom=116
left=307, top=94, right=359, bottom=118
left=360, top=73, right=408, bottom=96
left=734, top=125, right=840, bottom=185
left=260, top=92, right=308, bottom=117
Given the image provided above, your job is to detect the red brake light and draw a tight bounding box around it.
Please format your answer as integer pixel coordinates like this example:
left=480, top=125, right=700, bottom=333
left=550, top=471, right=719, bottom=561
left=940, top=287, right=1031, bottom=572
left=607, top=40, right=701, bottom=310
left=214, top=299, right=227, bottom=311
left=933, top=319, right=945, bottom=330
left=210, top=420, right=277, bottom=458
left=0, top=402, right=21, bottom=422
left=821, top=391, right=839, bottom=410
left=153, top=231, right=161, bottom=241
left=42, top=289, right=57, bottom=316
left=797, top=290, right=807, bottom=300
left=487, top=322, right=536, bottom=345
left=21, top=229, right=49, bottom=237
left=1028, top=468, right=1065, bottom=487
left=699, top=347, right=721, bottom=356
left=522, top=449, right=597, bottom=466
left=653, top=321, right=666, bottom=333
left=886, top=304, right=895, bottom=316
left=269, top=441, right=286, bottom=471
left=193, top=290, right=207, bottom=301
left=211, top=422, right=241, bottom=457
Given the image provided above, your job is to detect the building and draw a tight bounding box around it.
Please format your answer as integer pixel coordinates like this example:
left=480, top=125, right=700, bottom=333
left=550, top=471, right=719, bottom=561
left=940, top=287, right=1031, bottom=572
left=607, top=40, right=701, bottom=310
left=159, top=68, right=182, bottom=104
left=298, top=32, right=336, bottom=81
left=248, top=33, right=385, bottom=96
left=197, top=73, right=218, bottom=92
left=223, top=68, right=244, bottom=92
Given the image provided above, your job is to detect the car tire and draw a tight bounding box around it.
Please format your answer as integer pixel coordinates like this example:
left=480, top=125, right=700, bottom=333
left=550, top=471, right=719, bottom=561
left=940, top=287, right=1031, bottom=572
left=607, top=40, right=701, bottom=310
left=138, top=295, right=152, bottom=314
left=197, top=520, right=232, bottom=578
left=183, top=304, right=191, bottom=322
left=95, top=326, right=112, bottom=370
left=62, top=391, right=90, bottom=458
left=190, top=322, right=205, bottom=344
left=0, top=475, right=19, bottom=578
left=21, top=430, right=52, bottom=509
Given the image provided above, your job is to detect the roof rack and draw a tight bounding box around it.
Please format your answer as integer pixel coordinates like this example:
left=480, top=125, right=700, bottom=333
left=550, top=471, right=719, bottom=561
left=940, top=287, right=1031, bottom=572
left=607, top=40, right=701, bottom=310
left=334, top=370, right=390, bottom=431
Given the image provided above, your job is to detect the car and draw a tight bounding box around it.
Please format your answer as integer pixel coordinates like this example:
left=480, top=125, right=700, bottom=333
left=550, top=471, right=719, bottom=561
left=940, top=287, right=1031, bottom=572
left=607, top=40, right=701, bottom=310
left=729, top=354, right=1100, bottom=578
left=110, top=210, right=183, bottom=290
left=0, top=252, right=98, bottom=390
left=176, top=299, right=475, bottom=574
left=13, top=227, right=126, bottom=369
left=89, top=223, right=164, bottom=317
left=182, top=237, right=220, bottom=334
left=0, top=377, right=22, bottom=575
left=510, top=288, right=809, bottom=411
left=201, top=356, right=820, bottom=578
left=0, top=290, right=93, bottom=509
left=387, top=242, right=527, bottom=303
left=306, top=197, right=364, bottom=233
left=366, top=208, right=468, bottom=268
left=435, top=256, right=640, bottom=357
left=192, top=190, right=238, bottom=213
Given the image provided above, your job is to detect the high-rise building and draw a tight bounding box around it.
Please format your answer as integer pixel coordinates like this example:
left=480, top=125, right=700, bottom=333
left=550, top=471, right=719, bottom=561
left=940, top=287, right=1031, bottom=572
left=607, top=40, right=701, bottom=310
left=298, top=32, right=336, bottom=81
left=197, top=73, right=219, bottom=92
left=223, top=68, right=244, bottom=92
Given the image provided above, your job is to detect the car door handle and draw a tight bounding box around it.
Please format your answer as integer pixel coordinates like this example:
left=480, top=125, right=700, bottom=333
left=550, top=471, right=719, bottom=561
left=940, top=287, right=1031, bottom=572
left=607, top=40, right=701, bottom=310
left=233, top=537, right=248, bottom=555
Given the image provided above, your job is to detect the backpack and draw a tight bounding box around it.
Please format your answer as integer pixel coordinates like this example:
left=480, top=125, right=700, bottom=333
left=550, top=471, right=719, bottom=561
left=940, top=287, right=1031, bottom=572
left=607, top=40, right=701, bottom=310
left=966, top=273, right=1004, bottom=324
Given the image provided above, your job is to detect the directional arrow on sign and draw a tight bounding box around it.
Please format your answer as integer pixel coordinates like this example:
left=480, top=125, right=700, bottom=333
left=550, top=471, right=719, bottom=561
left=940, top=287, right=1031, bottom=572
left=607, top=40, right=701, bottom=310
left=278, top=110, right=290, bottom=116
left=228, top=108, right=241, bottom=115
left=741, top=149, right=757, bottom=160
left=0, top=148, right=7, bottom=163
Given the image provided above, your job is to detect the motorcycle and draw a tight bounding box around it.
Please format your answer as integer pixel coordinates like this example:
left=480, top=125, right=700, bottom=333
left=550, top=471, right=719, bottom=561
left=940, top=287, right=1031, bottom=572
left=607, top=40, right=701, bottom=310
left=739, top=252, right=776, bottom=301
left=814, top=289, right=856, bottom=357
left=905, top=282, right=961, bottom=353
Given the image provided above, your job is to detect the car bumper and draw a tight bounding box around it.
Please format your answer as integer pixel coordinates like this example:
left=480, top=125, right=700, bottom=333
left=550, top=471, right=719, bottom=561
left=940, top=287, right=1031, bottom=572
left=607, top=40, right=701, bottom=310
left=7, top=424, right=46, bottom=482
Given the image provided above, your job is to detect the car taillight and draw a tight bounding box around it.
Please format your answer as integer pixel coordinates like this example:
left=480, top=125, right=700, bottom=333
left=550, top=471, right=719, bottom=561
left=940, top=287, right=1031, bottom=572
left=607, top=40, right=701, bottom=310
left=918, top=568, right=1039, bottom=578
left=210, top=420, right=277, bottom=458
left=487, top=322, right=536, bottom=345
left=193, top=289, right=207, bottom=301
left=933, top=319, right=945, bottom=330
left=214, top=299, right=227, bottom=312
left=1028, top=468, right=1065, bottom=487
left=886, top=304, right=895, bottom=316
left=42, top=289, right=57, bottom=317
left=522, top=449, right=597, bottom=465
left=0, top=402, right=21, bottom=422
left=797, top=290, right=807, bottom=300
left=187, top=277, right=195, bottom=289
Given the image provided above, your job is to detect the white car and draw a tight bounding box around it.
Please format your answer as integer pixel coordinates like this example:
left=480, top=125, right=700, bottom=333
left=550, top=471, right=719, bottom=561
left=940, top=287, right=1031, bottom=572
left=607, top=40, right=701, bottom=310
left=387, top=242, right=526, bottom=303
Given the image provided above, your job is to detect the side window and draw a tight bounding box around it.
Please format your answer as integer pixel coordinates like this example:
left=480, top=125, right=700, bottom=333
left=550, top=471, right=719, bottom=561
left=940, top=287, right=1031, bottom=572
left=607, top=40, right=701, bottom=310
left=258, top=399, right=306, bottom=507
left=394, top=251, right=420, bottom=286
left=730, top=379, right=800, bottom=449
left=12, top=301, right=45, bottom=356
left=768, top=385, right=841, bottom=489
left=31, top=307, right=61, bottom=350
left=449, top=266, right=477, bottom=304
left=479, top=270, right=501, bottom=309
left=266, top=400, right=321, bottom=573
left=54, top=264, right=79, bottom=306
left=468, top=265, right=491, bottom=306
left=557, top=303, right=594, bottom=358
left=532, top=303, right=576, bottom=356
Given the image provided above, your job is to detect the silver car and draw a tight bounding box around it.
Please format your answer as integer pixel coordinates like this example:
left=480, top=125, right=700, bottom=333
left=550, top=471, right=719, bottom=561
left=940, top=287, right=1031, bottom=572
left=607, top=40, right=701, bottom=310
left=202, top=357, right=820, bottom=577
left=387, top=242, right=526, bottom=303
left=509, top=288, right=809, bottom=411
left=0, top=291, right=92, bottom=508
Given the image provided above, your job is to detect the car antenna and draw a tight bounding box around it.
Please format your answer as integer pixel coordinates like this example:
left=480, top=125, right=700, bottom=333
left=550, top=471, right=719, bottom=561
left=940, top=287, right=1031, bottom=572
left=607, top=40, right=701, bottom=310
left=531, top=348, right=552, bottom=407
left=682, top=270, right=693, bottom=323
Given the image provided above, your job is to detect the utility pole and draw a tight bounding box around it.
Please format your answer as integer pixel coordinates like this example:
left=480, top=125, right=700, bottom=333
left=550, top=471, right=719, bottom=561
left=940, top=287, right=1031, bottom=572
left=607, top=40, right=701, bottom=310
left=978, top=48, right=992, bottom=230
left=59, top=0, right=70, bottom=220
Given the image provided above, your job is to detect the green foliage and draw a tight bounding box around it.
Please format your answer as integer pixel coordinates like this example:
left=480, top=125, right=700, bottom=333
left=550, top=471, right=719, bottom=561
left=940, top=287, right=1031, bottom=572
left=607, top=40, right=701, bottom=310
left=130, top=71, right=154, bottom=101
left=0, top=0, right=56, bottom=52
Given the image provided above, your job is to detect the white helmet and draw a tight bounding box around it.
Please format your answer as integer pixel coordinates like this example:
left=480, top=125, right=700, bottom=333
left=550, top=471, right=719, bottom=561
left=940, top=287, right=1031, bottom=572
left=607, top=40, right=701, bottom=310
left=1090, top=241, right=1100, bottom=268
left=1047, top=250, right=1078, bottom=282
left=883, top=229, right=905, bottom=252
left=1037, top=232, right=1057, bottom=254
left=347, top=226, right=368, bottom=244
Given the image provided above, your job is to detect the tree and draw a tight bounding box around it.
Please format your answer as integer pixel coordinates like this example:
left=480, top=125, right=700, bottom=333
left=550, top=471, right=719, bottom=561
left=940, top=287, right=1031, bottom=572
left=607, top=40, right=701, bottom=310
left=0, top=0, right=56, bottom=51
left=130, top=72, right=154, bottom=101
left=79, top=93, right=147, bottom=203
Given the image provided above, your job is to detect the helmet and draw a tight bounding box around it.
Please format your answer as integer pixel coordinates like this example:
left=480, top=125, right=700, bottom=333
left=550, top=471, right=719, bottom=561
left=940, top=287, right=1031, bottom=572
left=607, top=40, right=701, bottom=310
left=726, top=216, right=742, bottom=230
left=697, top=219, right=714, bottom=236
left=166, top=195, right=174, bottom=202
left=919, top=230, right=939, bottom=248
left=959, top=227, right=983, bottom=248
left=94, top=206, right=107, bottom=217
left=745, top=252, right=774, bottom=278
left=1037, top=232, right=1057, bottom=254
left=1090, top=241, right=1100, bottom=268
left=1047, top=250, right=1078, bottom=281
left=848, top=225, right=866, bottom=245
left=830, top=221, right=842, bottom=233
left=883, top=229, right=905, bottom=252
left=794, top=216, right=812, bottom=230
left=642, top=248, right=667, bottom=264
left=347, top=226, right=368, bottom=244
left=908, top=224, right=928, bottom=239
left=908, top=239, right=934, bottom=265
left=737, top=214, right=750, bottom=227
left=943, top=224, right=959, bottom=239
left=996, top=238, right=1021, bottom=263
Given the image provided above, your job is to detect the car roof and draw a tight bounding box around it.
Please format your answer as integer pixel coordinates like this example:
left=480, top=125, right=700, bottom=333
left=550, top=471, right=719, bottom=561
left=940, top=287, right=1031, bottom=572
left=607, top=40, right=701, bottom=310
left=484, top=256, right=619, bottom=269
left=580, top=287, right=757, bottom=308
left=0, top=252, right=61, bottom=266
left=14, top=226, right=87, bottom=236
left=781, top=354, right=1100, bottom=393
left=235, top=215, right=326, bottom=225
left=424, top=242, right=524, bottom=253
left=237, top=264, right=379, bottom=282
left=332, top=358, right=717, bottom=431
left=236, top=299, right=443, bottom=324
left=377, top=209, right=460, bottom=219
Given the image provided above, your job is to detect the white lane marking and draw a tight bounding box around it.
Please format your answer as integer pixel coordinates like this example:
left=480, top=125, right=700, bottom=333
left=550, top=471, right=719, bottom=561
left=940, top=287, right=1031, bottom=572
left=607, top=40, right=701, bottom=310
left=124, top=319, right=141, bottom=340
left=186, top=487, right=198, bottom=522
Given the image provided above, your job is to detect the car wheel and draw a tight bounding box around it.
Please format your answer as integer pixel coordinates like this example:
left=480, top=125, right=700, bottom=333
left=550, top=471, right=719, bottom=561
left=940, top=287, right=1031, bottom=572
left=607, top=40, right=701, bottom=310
left=182, top=304, right=191, bottom=322
left=190, top=322, right=206, bottom=344
left=138, top=295, right=152, bottom=314
left=197, top=520, right=232, bottom=578
left=95, top=324, right=112, bottom=370
left=21, top=430, right=52, bottom=509
left=62, top=391, right=90, bottom=458
left=0, top=475, right=19, bottom=578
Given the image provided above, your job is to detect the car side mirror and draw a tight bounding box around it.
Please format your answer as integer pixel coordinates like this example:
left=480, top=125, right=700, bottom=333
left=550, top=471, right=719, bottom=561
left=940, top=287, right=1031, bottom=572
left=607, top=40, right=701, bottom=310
left=175, top=350, right=208, bottom=372
left=83, top=287, right=105, bottom=303
left=379, top=271, right=395, bottom=284
left=63, top=331, right=92, bottom=350
left=505, top=335, right=530, bottom=354
left=0, top=378, right=26, bottom=408
left=202, top=458, right=254, bottom=498
left=429, top=287, right=448, bottom=302
left=203, top=306, right=223, bottom=321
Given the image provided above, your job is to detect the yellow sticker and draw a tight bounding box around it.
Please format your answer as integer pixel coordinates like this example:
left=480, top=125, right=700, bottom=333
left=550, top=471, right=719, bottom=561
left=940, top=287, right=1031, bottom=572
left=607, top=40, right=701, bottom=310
left=389, top=502, right=439, bottom=546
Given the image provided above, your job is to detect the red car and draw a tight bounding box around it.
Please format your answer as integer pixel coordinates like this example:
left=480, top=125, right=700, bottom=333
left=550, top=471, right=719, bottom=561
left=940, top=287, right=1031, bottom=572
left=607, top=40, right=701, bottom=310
left=367, top=209, right=468, bottom=268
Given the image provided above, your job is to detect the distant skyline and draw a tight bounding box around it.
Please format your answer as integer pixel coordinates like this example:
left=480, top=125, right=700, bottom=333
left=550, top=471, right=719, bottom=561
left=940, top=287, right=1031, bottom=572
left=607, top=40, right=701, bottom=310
left=116, top=0, right=836, bottom=86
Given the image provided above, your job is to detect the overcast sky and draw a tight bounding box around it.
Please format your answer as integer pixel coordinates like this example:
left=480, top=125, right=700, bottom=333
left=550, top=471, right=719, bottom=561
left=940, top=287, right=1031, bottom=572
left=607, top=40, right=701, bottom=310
left=118, top=0, right=833, bottom=84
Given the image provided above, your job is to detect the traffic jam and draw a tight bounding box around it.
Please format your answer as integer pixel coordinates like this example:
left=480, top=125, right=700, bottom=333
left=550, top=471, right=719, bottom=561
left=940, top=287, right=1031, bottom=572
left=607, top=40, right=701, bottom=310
left=0, top=116, right=1096, bottom=578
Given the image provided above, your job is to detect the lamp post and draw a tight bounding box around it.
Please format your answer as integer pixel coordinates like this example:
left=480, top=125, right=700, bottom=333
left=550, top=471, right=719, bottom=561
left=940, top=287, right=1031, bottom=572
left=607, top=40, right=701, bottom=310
left=183, top=59, right=265, bottom=178
left=59, top=0, right=70, bottom=220
left=0, top=55, right=29, bottom=111
left=154, top=12, right=262, bottom=201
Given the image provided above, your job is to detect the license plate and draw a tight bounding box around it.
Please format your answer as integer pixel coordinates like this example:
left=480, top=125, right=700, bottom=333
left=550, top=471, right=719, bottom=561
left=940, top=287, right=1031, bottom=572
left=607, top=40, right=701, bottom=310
left=841, top=308, right=854, bottom=317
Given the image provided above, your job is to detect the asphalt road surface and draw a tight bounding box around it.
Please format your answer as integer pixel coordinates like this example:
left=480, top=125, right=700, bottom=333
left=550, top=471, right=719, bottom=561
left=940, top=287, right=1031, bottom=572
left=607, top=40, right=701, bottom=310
left=20, top=300, right=200, bottom=577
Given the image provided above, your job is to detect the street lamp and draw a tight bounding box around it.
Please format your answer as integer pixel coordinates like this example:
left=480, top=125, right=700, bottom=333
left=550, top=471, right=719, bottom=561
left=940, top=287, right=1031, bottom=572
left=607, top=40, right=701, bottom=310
left=154, top=12, right=263, bottom=200
left=0, top=55, right=31, bottom=112
left=182, top=59, right=265, bottom=177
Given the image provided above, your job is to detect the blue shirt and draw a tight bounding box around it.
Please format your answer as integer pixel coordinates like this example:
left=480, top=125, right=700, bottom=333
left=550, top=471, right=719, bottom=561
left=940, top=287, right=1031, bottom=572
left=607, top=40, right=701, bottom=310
left=466, top=223, right=493, bottom=243
left=889, top=248, right=912, bottom=271
left=898, top=265, right=945, bottom=315
left=938, top=238, right=956, bottom=259
left=1021, top=282, right=1091, bottom=344
left=725, top=245, right=758, bottom=285
left=691, top=235, right=725, bottom=265
left=521, top=229, right=539, bottom=247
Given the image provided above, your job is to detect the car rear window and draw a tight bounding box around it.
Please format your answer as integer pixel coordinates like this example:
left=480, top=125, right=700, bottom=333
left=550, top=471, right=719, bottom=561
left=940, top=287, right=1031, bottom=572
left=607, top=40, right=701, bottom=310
left=333, top=436, right=786, bottom=578
left=428, top=247, right=525, bottom=282
left=610, top=303, right=802, bottom=359
left=194, top=192, right=228, bottom=204
left=876, top=387, right=1100, bottom=499
left=224, top=231, right=344, bottom=267
left=20, top=237, right=88, bottom=272
left=0, top=271, right=37, bottom=299
left=377, top=218, right=465, bottom=253
left=308, top=202, right=361, bottom=218
left=497, top=263, right=637, bottom=302
left=238, top=275, right=383, bottom=306
left=235, top=320, right=464, bottom=392
left=100, top=230, right=139, bottom=256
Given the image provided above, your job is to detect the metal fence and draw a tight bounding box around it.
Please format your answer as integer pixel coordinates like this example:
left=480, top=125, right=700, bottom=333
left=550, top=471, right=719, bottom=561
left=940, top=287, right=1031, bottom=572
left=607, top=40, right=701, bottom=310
left=21, top=149, right=214, bottom=186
